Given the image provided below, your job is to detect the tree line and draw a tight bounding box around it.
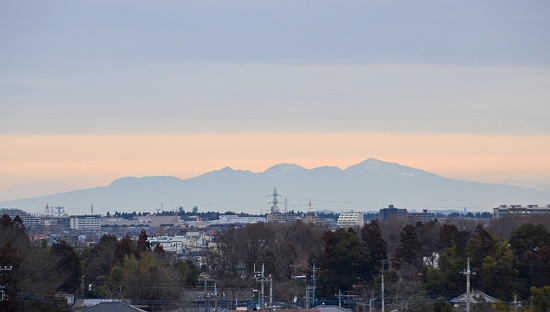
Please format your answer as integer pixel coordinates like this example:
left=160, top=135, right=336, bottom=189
left=1, top=212, right=550, bottom=311
left=207, top=215, right=550, bottom=311
left=0, top=215, right=199, bottom=311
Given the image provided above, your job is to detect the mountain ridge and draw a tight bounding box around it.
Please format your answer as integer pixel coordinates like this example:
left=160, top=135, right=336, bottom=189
left=1, top=158, right=548, bottom=215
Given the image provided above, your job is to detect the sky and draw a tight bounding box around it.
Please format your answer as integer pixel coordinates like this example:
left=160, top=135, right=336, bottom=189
left=1, top=1, right=550, bottom=202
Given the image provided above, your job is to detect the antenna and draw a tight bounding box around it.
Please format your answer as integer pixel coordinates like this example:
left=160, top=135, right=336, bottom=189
left=308, top=200, right=312, bottom=215
left=284, top=197, right=288, bottom=214
left=91, top=204, right=93, bottom=215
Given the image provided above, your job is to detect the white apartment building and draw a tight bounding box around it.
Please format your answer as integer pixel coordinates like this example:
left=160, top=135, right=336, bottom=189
left=493, top=204, right=550, bottom=219
left=148, top=232, right=213, bottom=254
left=70, top=215, right=101, bottom=231
left=209, top=215, right=266, bottom=225
left=336, top=212, right=365, bottom=228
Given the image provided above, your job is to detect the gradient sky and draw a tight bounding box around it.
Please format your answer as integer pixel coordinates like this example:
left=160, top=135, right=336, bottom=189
left=1, top=1, right=550, bottom=202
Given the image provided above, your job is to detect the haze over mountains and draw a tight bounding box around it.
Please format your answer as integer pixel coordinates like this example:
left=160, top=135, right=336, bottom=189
left=1, top=158, right=548, bottom=215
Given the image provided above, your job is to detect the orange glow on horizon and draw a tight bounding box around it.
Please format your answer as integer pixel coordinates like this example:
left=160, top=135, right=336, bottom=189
left=1, top=132, right=549, bottom=200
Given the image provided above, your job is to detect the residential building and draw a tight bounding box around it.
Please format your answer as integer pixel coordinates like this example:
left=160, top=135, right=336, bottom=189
left=0, top=208, right=42, bottom=226
left=407, top=209, right=434, bottom=222
left=493, top=204, right=550, bottom=219
left=70, top=215, right=101, bottom=231
left=209, top=214, right=266, bottom=225
left=450, top=290, right=497, bottom=311
left=336, top=212, right=364, bottom=228
left=267, top=213, right=299, bottom=223
left=379, top=204, right=407, bottom=221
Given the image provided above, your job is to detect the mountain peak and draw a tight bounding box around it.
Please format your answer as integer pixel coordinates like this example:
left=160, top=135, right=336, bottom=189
left=346, top=158, right=399, bottom=171
left=265, top=162, right=305, bottom=173
left=108, top=176, right=182, bottom=187
left=3, top=158, right=547, bottom=214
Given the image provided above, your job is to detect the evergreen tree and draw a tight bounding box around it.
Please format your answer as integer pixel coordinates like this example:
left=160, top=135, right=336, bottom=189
left=136, top=229, right=151, bottom=257
left=530, top=286, right=550, bottom=311
left=114, top=235, right=134, bottom=265
left=361, top=220, right=388, bottom=277
left=477, top=240, right=518, bottom=300
left=319, top=228, right=372, bottom=296
left=437, top=223, right=458, bottom=250
left=83, top=234, right=118, bottom=296
left=534, top=239, right=550, bottom=287
left=51, top=240, right=82, bottom=293
left=392, top=224, right=422, bottom=270
left=509, top=223, right=550, bottom=295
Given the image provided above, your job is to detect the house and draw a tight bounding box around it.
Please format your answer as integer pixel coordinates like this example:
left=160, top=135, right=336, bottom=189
left=80, top=301, right=146, bottom=312
left=450, top=290, right=497, bottom=311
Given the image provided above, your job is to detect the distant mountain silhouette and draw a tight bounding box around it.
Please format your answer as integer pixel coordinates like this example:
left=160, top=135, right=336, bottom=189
left=1, top=158, right=548, bottom=215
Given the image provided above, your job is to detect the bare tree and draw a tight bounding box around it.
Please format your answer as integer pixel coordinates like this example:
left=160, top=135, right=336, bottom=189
left=379, top=217, right=408, bottom=258
left=207, top=226, right=243, bottom=278
left=238, top=223, right=275, bottom=275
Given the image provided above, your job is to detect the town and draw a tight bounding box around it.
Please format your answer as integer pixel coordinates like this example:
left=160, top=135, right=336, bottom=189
left=1, top=201, right=550, bottom=311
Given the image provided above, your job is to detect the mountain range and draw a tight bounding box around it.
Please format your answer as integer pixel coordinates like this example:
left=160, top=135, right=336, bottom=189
left=1, top=158, right=548, bottom=215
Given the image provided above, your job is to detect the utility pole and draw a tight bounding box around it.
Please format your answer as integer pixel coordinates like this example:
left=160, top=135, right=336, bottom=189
left=269, top=274, right=273, bottom=309
left=460, top=258, right=475, bottom=312
left=305, top=282, right=310, bottom=309
left=199, top=274, right=212, bottom=293
left=81, top=275, right=85, bottom=297
left=0, top=266, right=13, bottom=302
left=304, top=264, right=318, bottom=309
left=381, top=260, right=386, bottom=312
left=261, top=264, right=265, bottom=309
left=311, top=264, right=318, bottom=308
left=255, top=263, right=272, bottom=310
left=466, top=258, right=471, bottom=312
left=204, top=280, right=224, bottom=312
left=214, top=283, right=218, bottom=312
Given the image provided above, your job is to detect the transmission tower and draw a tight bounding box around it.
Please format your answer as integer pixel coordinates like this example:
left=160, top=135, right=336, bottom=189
left=268, top=188, right=282, bottom=214
left=55, top=206, right=65, bottom=218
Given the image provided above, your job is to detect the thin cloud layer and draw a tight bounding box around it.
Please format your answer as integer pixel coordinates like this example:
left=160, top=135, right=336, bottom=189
left=2, top=62, right=549, bottom=134
left=1, top=1, right=549, bottom=202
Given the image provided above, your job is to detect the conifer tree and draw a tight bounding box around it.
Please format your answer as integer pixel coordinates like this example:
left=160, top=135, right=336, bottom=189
left=392, top=224, right=421, bottom=270
left=361, top=220, right=388, bottom=276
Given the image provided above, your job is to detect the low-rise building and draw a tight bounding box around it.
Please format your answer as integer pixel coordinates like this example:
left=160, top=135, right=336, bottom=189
left=267, top=213, right=299, bottom=223
left=493, top=204, right=550, bottom=219
left=210, top=214, right=266, bottom=225
left=408, top=209, right=434, bottom=222
left=379, top=204, right=407, bottom=221
left=336, top=212, right=364, bottom=228
left=0, top=208, right=42, bottom=226
left=70, top=215, right=101, bottom=231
